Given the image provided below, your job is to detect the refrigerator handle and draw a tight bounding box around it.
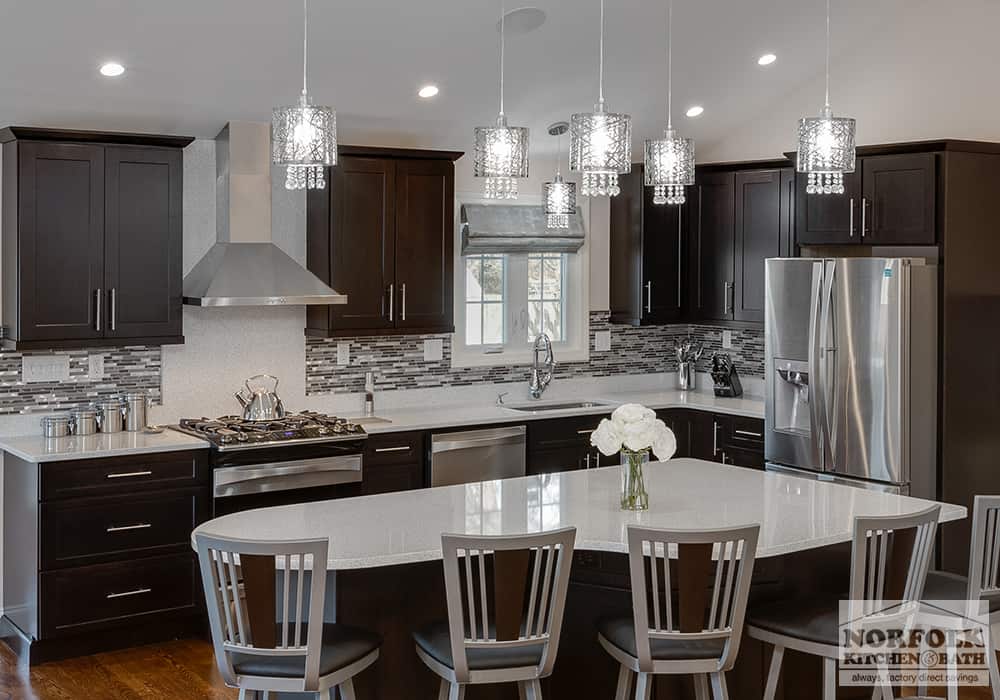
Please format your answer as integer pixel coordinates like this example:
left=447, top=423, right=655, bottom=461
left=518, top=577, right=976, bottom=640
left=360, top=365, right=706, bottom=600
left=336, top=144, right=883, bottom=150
left=820, top=261, right=838, bottom=471
left=807, top=262, right=826, bottom=466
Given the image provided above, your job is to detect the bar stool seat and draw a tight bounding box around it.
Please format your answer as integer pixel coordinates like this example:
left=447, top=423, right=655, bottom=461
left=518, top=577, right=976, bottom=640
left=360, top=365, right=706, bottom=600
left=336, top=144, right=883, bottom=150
left=231, top=623, right=381, bottom=679
left=747, top=594, right=843, bottom=647
left=413, top=621, right=546, bottom=671
left=597, top=615, right=727, bottom=661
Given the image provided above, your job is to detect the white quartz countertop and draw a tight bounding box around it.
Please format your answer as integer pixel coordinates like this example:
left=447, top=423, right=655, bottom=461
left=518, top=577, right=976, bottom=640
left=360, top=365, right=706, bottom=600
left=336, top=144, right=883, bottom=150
left=0, top=429, right=209, bottom=463
left=360, top=388, right=764, bottom=434
left=193, top=459, right=965, bottom=570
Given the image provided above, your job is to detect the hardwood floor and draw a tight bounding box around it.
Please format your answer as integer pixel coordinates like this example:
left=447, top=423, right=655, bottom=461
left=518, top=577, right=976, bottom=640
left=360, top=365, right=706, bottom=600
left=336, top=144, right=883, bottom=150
left=0, top=639, right=235, bottom=700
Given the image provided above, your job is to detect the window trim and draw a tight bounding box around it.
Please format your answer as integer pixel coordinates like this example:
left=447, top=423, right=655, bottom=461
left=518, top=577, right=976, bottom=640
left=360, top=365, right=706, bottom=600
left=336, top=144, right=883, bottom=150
left=451, top=192, right=590, bottom=369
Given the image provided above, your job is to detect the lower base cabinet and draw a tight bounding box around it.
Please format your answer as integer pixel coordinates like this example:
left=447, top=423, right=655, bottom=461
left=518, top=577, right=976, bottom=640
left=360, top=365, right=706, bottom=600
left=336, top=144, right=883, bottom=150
left=362, top=431, right=425, bottom=495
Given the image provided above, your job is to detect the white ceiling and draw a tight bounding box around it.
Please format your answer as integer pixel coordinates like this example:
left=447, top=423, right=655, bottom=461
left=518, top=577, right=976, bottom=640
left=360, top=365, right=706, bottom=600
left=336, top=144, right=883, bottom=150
left=0, top=0, right=905, bottom=161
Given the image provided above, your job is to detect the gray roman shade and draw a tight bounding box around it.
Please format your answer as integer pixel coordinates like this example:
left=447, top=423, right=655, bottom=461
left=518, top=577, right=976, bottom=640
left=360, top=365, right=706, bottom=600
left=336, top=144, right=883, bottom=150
left=460, top=204, right=585, bottom=255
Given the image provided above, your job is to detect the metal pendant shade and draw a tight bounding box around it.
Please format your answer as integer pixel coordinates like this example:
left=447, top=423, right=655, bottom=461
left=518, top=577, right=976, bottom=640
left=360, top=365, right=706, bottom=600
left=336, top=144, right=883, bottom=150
left=474, top=4, right=529, bottom=199
left=796, top=0, right=856, bottom=195
left=542, top=122, right=577, bottom=229
left=570, top=0, right=631, bottom=197
left=643, top=0, right=694, bottom=206
left=272, top=0, right=336, bottom=190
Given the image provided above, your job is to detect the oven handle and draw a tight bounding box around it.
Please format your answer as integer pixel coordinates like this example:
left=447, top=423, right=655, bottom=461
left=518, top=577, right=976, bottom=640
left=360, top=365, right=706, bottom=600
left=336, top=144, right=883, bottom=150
left=213, top=455, right=363, bottom=499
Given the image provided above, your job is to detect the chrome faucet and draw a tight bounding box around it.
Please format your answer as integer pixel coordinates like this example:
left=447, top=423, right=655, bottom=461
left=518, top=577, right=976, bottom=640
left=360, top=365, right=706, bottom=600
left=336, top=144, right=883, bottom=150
left=528, top=334, right=555, bottom=399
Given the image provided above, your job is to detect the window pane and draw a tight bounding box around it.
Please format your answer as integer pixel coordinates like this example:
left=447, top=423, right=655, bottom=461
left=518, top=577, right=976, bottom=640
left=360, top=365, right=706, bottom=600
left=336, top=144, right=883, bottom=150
left=465, top=303, right=482, bottom=345
left=465, top=258, right=482, bottom=302
left=542, top=256, right=562, bottom=298
left=482, top=257, right=504, bottom=301
left=527, top=301, right=541, bottom=341
left=483, top=303, right=504, bottom=344
left=543, top=301, right=562, bottom=341
left=528, top=257, right=542, bottom=300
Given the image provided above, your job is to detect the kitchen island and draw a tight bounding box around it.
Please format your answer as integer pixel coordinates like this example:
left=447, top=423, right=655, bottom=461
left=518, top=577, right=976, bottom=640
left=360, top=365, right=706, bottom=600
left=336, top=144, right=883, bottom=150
left=193, top=459, right=964, bottom=700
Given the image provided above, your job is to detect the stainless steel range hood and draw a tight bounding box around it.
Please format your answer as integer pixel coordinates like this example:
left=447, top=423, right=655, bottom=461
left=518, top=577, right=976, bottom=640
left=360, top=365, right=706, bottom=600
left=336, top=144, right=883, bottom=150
left=183, top=121, right=347, bottom=306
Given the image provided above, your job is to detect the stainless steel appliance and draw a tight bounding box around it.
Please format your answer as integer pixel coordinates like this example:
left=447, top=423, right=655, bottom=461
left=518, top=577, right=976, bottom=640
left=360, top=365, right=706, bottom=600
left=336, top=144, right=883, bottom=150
left=233, top=374, right=286, bottom=421
left=764, top=257, right=937, bottom=497
left=171, top=411, right=367, bottom=516
left=430, top=425, right=527, bottom=487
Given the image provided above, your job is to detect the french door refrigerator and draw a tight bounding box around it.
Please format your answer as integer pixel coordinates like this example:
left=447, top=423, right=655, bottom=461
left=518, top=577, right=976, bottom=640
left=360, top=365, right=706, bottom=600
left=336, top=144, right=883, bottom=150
left=764, top=258, right=938, bottom=498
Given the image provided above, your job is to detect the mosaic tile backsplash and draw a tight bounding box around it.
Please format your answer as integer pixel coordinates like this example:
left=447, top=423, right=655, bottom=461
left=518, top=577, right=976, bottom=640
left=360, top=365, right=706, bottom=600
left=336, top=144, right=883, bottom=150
left=0, top=347, right=161, bottom=415
left=306, top=312, right=764, bottom=395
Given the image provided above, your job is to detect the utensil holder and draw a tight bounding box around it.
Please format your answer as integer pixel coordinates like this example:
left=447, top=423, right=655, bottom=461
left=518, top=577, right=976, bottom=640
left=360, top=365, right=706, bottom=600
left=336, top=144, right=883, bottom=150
left=678, top=361, right=696, bottom=391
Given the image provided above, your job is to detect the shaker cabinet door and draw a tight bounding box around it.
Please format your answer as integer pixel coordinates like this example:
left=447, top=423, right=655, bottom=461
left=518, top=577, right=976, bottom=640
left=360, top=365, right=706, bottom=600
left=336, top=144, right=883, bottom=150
left=641, top=185, right=685, bottom=324
left=861, top=153, right=937, bottom=245
left=690, top=171, right=735, bottom=322
left=104, top=147, right=183, bottom=340
left=734, top=169, right=787, bottom=323
left=16, top=142, right=106, bottom=341
left=794, top=168, right=861, bottom=245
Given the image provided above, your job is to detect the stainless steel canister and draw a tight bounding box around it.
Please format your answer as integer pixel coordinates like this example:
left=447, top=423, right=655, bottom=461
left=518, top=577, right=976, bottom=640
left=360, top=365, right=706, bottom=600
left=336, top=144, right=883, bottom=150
left=40, top=414, right=72, bottom=438
left=678, top=361, right=696, bottom=391
left=122, top=391, right=148, bottom=432
left=69, top=407, right=99, bottom=435
left=94, top=398, right=126, bottom=433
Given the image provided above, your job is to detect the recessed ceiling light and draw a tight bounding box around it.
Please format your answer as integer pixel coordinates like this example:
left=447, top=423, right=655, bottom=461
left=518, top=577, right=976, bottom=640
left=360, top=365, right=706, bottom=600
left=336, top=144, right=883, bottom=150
left=99, top=62, right=125, bottom=77
left=686, top=105, right=704, bottom=118
left=758, top=53, right=777, bottom=66
left=418, top=85, right=439, bottom=99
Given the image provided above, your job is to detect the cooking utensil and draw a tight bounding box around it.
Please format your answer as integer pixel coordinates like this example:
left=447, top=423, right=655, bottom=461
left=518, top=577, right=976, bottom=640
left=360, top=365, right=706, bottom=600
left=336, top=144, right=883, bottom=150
left=234, top=374, right=286, bottom=421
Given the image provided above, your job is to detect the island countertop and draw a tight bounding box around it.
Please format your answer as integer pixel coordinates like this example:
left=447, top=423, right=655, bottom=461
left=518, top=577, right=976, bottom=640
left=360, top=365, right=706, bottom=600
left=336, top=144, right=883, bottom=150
left=193, top=459, right=965, bottom=570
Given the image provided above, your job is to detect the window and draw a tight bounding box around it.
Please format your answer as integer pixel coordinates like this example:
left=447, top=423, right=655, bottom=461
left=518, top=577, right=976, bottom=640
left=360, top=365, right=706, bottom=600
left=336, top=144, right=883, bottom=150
left=528, top=253, right=565, bottom=342
left=464, top=255, right=506, bottom=346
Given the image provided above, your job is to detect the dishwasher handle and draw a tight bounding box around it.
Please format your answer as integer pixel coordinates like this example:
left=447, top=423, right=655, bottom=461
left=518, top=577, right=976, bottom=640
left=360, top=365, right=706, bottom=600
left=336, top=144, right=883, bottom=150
left=431, top=426, right=526, bottom=453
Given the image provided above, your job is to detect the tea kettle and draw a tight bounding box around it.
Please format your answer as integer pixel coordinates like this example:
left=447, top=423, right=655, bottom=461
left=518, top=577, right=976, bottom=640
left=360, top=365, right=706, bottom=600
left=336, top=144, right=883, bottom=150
left=234, top=374, right=286, bottom=421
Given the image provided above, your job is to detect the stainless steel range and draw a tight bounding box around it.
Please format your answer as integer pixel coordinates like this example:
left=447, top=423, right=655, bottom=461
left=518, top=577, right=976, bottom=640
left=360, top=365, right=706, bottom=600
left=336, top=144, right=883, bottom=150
left=172, top=412, right=368, bottom=516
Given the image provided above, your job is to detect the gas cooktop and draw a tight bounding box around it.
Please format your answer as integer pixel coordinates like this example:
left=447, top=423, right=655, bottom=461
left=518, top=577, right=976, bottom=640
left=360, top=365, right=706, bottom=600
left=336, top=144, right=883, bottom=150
left=172, top=411, right=367, bottom=450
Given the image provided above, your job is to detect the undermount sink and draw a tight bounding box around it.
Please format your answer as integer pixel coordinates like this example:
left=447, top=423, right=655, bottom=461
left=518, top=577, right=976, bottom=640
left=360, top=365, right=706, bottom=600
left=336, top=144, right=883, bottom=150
left=501, top=400, right=613, bottom=413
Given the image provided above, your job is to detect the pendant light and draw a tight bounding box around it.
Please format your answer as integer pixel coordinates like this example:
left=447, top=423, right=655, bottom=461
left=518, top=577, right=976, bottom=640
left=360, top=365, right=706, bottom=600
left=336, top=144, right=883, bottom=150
left=543, top=122, right=577, bottom=229
left=570, top=0, right=632, bottom=197
left=272, top=0, right=337, bottom=190
left=644, top=0, right=694, bottom=205
left=797, top=0, right=855, bottom=195
left=473, top=3, right=529, bottom=199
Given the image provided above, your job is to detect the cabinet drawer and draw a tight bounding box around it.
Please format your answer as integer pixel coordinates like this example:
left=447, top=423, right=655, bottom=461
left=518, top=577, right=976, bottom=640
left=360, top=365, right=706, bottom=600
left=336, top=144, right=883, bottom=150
left=40, top=450, right=208, bottom=501
left=527, top=415, right=608, bottom=452
left=39, top=553, right=198, bottom=638
left=364, top=432, right=424, bottom=466
left=721, top=416, right=765, bottom=448
left=40, top=488, right=208, bottom=569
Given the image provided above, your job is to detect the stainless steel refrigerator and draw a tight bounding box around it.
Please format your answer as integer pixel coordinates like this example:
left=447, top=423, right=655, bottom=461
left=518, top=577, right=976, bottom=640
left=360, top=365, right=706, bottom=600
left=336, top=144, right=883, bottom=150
left=764, top=258, right=938, bottom=498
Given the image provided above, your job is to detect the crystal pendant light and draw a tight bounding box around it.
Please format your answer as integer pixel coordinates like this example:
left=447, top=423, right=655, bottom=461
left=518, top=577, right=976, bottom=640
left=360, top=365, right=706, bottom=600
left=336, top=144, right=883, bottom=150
left=570, top=0, right=631, bottom=197
left=797, top=0, right=856, bottom=195
left=543, top=122, right=577, bottom=229
left=644, top=0, right=694, bottom=205
left=272, top=0, right=336, bottom=190
left=473, top=3, right=529, bottom=199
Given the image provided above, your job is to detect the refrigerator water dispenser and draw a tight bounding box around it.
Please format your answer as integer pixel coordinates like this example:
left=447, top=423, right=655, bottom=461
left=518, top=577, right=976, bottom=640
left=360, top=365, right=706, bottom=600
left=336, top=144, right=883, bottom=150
left=774, top=359, right=810, bottom=436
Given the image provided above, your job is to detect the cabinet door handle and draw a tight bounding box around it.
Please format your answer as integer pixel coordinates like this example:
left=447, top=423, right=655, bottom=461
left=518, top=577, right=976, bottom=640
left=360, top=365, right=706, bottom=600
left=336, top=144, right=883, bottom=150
left=576, top=429, right=595, bottom=435
left=645, top=281, right=652, bottom=313
left=735, top=429, right=763, bottom=438
left=95, top=288, right=102, bottom=332
left=861, top=198, right=867, bottom=238
left=400, top=283, right=407, bottom=321
left=712, top=420, right=720, bottom=456
left=721, top=451, right=728, bottom=465
left=723, top=282, right=733, bottom=314
left=106, top=587, right=151, bottom=600
left=849, top=198, right=855, bottom=238
left=387, top=283, right=394, bottom=322
left=374, top=446, right=411, bottom=453
left=109, top=288, right=117, bottom=331
left=106, top=523, right=152, bottom=533
left=106, top=470, right=153, bottom=479
left=584, top=453, right=591, bottom=469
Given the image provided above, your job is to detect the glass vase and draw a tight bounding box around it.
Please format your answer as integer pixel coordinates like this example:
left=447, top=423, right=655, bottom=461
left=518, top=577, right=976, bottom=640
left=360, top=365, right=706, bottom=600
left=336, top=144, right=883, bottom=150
left=620, top=448, right=650, bottom=511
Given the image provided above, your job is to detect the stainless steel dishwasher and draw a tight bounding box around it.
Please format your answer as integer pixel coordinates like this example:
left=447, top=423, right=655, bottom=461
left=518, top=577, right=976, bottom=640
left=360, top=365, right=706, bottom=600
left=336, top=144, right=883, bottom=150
left=430, top=425, right=527, bottom=487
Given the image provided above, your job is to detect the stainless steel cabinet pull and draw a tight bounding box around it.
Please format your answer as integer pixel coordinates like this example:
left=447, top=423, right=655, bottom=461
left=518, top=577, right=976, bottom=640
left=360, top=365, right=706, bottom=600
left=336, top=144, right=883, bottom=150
left=849, top=198, right=855, bottom=237
left=400, top=283, right=407, bottom=321
left=721, top=451, right=728, bottom=465
left=387, top=283, right=394, bottom=322
left=860, top=198, right=867, bottom=238
left=95, top=288, right=102, bottom=332
left=109, top=288, right=117, bottom=331
left=106, top=587, right=151, bottom=600
left=723, top=282, right=733, bottom=314
left=645, top=281, right=652, bottom=313
left=712, top=421, right=720, bottom=455
left=576, top=429, right=595, bottom=435
left=106, top=523, right=152, bottom=533
left=106, top=470, right=152, bottom=479
left=584, top=453, right=591, bottom=469
left=734, top=429, right=763, bottom=438
left=374, top=446, right=410, bottom=453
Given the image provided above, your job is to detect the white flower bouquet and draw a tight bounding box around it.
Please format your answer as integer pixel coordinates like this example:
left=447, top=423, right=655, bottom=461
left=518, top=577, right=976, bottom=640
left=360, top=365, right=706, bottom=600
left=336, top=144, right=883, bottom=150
left=591, top=404, right=677, bottom=510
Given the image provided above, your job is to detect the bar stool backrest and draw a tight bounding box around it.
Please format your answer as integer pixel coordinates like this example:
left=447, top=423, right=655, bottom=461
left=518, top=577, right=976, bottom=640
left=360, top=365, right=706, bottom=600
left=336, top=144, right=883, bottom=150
left=966, top=495, right=1000, bottom=607
left=195, top=533, right=329, bottom=691
left=626, top=524, right=761, bottom=673
left=440, top=527, right=576, bottom=683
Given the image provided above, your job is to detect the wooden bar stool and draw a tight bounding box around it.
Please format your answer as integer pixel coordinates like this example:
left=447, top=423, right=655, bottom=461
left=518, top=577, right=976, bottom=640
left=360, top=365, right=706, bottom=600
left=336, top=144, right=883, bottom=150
left=195, top=534, right=381, bottom=700
left=413, top=527, right=576, bottom=700
left=747, top=504, right=940, bottom=700
left=596, top=524, right=761, bottom=700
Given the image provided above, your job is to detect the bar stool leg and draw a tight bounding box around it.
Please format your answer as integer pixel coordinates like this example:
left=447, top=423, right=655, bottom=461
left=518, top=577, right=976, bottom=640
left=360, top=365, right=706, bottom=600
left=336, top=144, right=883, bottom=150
left=763, top=645, right=785, bottom=700
left=448, top=682, right=466, bottom=700
left=710, top=671, right=729, bottom=700
left=694, top=673, right=711, bottom=700
left=947, top=630, right=959, bottom=700
left=437, top=679, right=450, bottom=700
left=338, top=678, right=357, bottom=700
left=822, top=658, right=837, bottom=700
left=635, top=672, right=653, bottom=700
left=614, top=665, right=633, bottom=700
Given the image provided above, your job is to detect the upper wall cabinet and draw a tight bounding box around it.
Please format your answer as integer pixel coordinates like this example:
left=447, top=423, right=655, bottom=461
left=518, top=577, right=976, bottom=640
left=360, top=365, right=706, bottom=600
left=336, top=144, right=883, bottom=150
left=1, top=128, right=191, bottom=350
left=305, top=147, right=462, bottom=338
left=609, top=166, right=684, bottom=326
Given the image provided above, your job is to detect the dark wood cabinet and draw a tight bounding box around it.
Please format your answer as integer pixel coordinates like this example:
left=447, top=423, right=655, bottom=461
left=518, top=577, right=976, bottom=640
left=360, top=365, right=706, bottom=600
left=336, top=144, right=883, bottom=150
left=794, top=169, right=861, bottom=245
left=1, top=128, right=191, bottom=350
left=690, top=171, right=736, bottom=322
left=362, top=431, right=425, bottom=495
left=527, top=414, right=613, bottom=475
left=306, top=146, right=462, bottom=338
left=609, top=166, right=684, bottom=325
